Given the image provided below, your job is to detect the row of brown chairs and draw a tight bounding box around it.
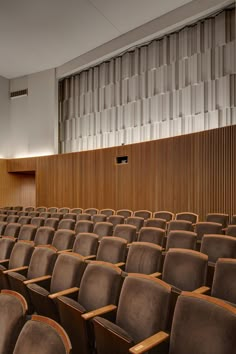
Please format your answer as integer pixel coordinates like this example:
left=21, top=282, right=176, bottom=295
left=1, top=253, right=236, bottom=354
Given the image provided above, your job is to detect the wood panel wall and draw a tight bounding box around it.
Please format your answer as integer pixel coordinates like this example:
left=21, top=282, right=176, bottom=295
left=0, top=159, right=35, bottom=207
left=2, top=125, right=236, bottom=220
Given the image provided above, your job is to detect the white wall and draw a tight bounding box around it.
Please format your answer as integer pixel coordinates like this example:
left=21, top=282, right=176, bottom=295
left=9, top=68, right=58, bottom=158
left=0, top=76, right=10, bottom=157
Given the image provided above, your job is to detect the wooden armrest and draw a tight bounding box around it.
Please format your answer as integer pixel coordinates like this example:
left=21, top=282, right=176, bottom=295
left=193, top=286, right=211, bottom=294
left=3, top=266, right=28, bottom=274
left=57, top=249, right=73, bottom=254
left=129, top=331, right=169, bottom=354
left=127, top=243, right=132, bottom=247
left=24, top=275, right=52, bottom=285
left=0, top=259, right=10, bottom=265
left=150, top=272, right=162, bottom=278
left=84, top=255, right=96, bottom=260
left=82, top=304, right=117, bottom=320
left=115, top=262, right=125, bottom=267
left=49, top=287, right=79, bottom=299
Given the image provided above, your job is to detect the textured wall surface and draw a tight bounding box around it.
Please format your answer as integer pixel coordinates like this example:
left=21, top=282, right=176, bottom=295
left=59, top=8, right=236, bottom=153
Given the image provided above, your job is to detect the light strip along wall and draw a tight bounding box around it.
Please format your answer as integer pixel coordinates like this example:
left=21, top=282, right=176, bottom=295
left=59, top=7, right=236, bottom=153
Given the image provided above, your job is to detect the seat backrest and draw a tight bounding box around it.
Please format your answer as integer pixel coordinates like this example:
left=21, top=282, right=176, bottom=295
left=31, top=217, right=45, bottom=228
left=138, top=227, right=165, bottom=246
left=126, top=216, right=144, bottom=231
left=169, top=291, right=236, bottom=354
left=51, top=213, right=64, bottom=220
left=226, top=225, right=236, bottom=237
left=92, top=214, right=107, bottom=223
left=39, top=212, right=51, bottom=219
left=18, top=216, right=32, bottom=225
left=6, top=215, right=19, bottom=223
left=28, top=211, right=40, bottom=218
left=166, top=231, right=197, bottom=251
left=74, top=220, right=94, bottom=234
left=72, top=233, right=99, bottom=256
left=17, top=212, right=28, bottom=218
left=162, top=249, right=208, bottom=291
left=35, top=207, right=47, bottom=213
left=84, top=208, right=99, bottom=216
left=44, top=218, right=59, bottom=230
left=0, top=214, right=7, bottom=222
left=195, top=222, right=222, bottom=241
left=153, top=211, right=174, bottom=221
left=0, top=237, right=16, bottom=260
left=9, top=241, right=34, bottom=270
left=108, top=215, right=125, bottom=228
left=78, top=261, right=123, bottom=311
left=27, top=246, right=57, bottom=280
left=77, top=213, right=91, bottom=221
left=13, top=315, right=72, bottom=354
left=231, top=215, right=236, bottom=225
left=212, top=258, right=236, bottom=305
left=175, top=212, right=198, bottom=224
left=0, top=221, right=7, bottom=235
left=113, top=224, right=137, bottom=243
left=100, top=209, right=115, bottom=217
left=52, top=230, right=75, bottom=251
left=63, top=213, right=77, bottom=221
left=58, top=219, right=75, bottom=231
left=34, top=226, right=55, bottom=246
left=24, top=207, right=35, bottom=212
left=0, top=290, right=27, bottom=354
left=144, top=218, right=166, bottom=230
left=50, top=253, right=86, bottom=293
left=58, top=208, right=70, bottom=215
left=116, top=275, right=171, bottom=343
left=96, top=236, right=127, bottom=263
left=206, top=213, right=229, bottom=228
left=18, top=224, right=37, bottom=241
left=168, top=220, right=193, bottom=232
left=133, top=210, right=152, bottom=220
left=70, top=208, right=83, bottom=215
left=116, top=209, right=133, bottom=219
left=4, top=223, right=21, bottom=238
left=93, top=222, right=113, bottom=239
left=125, top=242, right=162, bottom=274
left=47, top=207, right=58, bottom=213
left=200, top=234, right=236, bottom=263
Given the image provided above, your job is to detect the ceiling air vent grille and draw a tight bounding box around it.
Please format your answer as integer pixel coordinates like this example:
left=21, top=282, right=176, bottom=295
left=10, top=89, right=28, bottom=99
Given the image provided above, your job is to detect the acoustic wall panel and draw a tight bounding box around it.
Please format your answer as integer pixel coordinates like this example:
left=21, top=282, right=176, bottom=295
left=59, top=8, right=236, bottom=153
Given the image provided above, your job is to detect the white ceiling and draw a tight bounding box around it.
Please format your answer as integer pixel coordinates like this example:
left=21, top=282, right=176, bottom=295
left=0, top=0, right=193, bottom=79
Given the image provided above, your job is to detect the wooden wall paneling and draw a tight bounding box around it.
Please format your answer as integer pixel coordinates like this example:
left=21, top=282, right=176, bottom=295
left=7, top=157, right=37, bottom=172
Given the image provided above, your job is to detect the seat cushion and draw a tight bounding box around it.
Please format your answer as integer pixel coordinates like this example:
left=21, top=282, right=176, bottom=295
left=94, top=316, right=133, bottom=343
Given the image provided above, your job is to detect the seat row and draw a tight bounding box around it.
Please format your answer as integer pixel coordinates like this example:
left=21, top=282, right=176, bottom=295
left=0, top=254, right=236, bottom=354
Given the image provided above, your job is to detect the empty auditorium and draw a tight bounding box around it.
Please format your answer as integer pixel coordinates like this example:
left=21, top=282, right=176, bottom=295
left=0, top=0, right=235, bottom=353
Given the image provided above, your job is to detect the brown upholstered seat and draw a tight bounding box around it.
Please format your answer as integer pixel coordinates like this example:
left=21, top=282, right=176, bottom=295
left=51, top=230, right=75, bottom=251
left=211, top=258, right=236, bottom=305
left=7, top=210, right=18, bottom=215
left=92, top=214, right=107, bottom=223
left=18, top=224, right=37, bottom=241
left=0, top=290, right=27, bottom=354
left=116, top=209, right=133, bottom=219
left=168, top=220, right=193, bottom=233
left=27, top=252, right=87, bottom=321
left=175, top=212, right=199, bottom=224
left=63, top=213, right=77, bottom=221
left=153, top=211, right=174, bottom=222
left=96, top=236, right=127, bottom=264
left=100, top=208, right=115, bottom=217
left=129, top=291, right=236, bottom=354
left=166, top=230, right=197, bottom=251
left=125, top=242, right=162, bottom=275
left=0, top=241, right=34, bottom=290
left=24, top=207, right=35, bottom=212
left=6, top=215, right=19, bottom=223
left=126, top=216, right=144, bottom=232
left=0, top=214, right=7, bottom=222
left=93, top=274, right=171, bottom=354
left=77, top=213, right=92, bottom=221
left=8, top=245, right=57, bottom=313
left=0, top=221, right=7, bottom=235
left=31, top=217, right=45, bottom=228
left=35, top=207, right=47, bottom=213
left=44, top=217, right=59, bottom=230
left=113, top=224, right=137, bottom=243
left=206, top=213, right=229, bottom=228
left=84, top=208, right=99, bottom=216
left=107, top=215, right=125, bottom=228
left=51, top=212, right=64, bottom=220
left=34, top=226, right=55, bottom=246
left=144, top=217, right=167, bottom=230
left=58, top=207, right=70, bottom=215
left=28, top=211, right=40, bottom=217
left=3, top=223, right=21, bottom=238
left=138, top=227, right=165, bottom=246
left=195, top=222, right=222, bottom=242
left=58, top=261, right=123, bottom=354
left=70, top=208, right=83, bottom=215
left=226, top=225, right=236, bottom=237
left=18, top=216, right=32, bottom=225
left=75, top=220, right=94, bottom=234
left=200, top=234, right=236, bottom=263
left=39, top=212, right=51, bottom=219
left=133, top=210, right=152, bottom=220
left=58, top=218, right=75, bottom=231
left=47, top=207, right=58, bottom=213
left=72, top=233, right=99, bottom=257
left=14, top=206, right=23, bottom=212
left=13, top=315, right=72, bottom=354
left=231, top=215, right=236, bottom=225
left=17, top=211, right=28, bottom=217
left=93, top=222, right=113, bottom=240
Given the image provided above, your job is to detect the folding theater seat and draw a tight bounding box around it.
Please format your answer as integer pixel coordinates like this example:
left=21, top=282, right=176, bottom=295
left=58, top=219, right=75, bottom=231
left=200, top=234, right=236, bottom=264
left=0, top=237, right=16, bottom=261
left=107, top=215, right=125, bottom=228
left=18, top=224, right=37, bottom=241
left=113, top=224, right=137, bottom=243
left=167, top=220, right=193, bottom=233
left=47, top=207, right=58, bottom=213
left=77, top=213, right=92, bottom=221
left=34, top=226, right=55, bottom=246
left=51, top=230, right=75, bottom=252
left=72, top=233, right=99, bottom=257
left=92, top=214, right=107, bottom=223
left=144, top=218, right=166, bottom=230
left=44, top=217, right=59, bottom=230
left=6, top=215, right=19, bottom=223
left=226, top=225, right=236, bottom=237
left=18, top=216, right=32, bottom=225
left=165, top=230, right=197, bottom=251
left=95, top=237, right=127, bottom=265
left=58, top=208, right=70, bottom=215
left=133, top=210, right=152, bottom=220
left=39, top=212, right=51, bottom=219
left=93, top=222, right=113, bottom=240
left=100, top=208, right=115, bottom=217
left=70, top=208, right=83, bottom=215
left=84, top=208, right=99, bottom=216
left=116, top=209, right=133, bottom=219
left=3, top=223, right=21, bottom=238
left=28, top=211, right=40, bottom=217
left=74, top=220, right=94, bottom=234
left=175, top=212, right=198, bottom=224
left=31, top=217, right=45, bottom=228
left=206, top=213, right=229, bottom=229
left=63, top=213, right=77, bottom=221
left=35, top=207, right=47, bottom=213
left=153, top=211, right=174, bottom=222
left=126, top=216, right=144, bottom=232
left=137, top=227, right=165, bottom=246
